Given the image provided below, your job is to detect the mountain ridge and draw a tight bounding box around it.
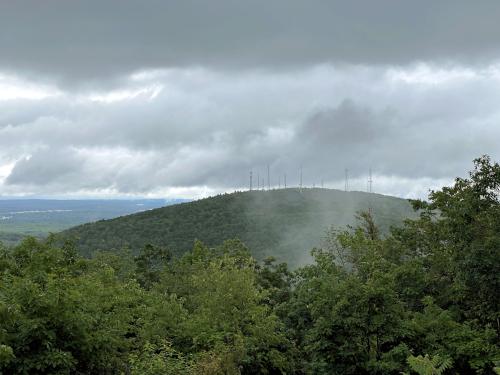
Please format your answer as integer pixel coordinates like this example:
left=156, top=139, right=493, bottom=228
left=61, top=188, right=418, bottom=267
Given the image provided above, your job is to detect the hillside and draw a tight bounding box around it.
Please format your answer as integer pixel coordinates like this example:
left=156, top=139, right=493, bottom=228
left=62, top=188, right=417, bottom=267
left=0, top=199, right=181, bottom=246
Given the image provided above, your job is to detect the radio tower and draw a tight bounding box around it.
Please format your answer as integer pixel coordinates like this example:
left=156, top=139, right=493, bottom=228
left=368, top=168, right=373, bottom=214
left=250, top=170, right=253, bottom=191
left=267, top=164, right=270, bottom=190
left=300, top=166, right=303, bottom=192
left=368, top=168, right=373, bottom=193
left=344, top=169, right=349, bottom=191
left=284, top=173, right=287, bottom=189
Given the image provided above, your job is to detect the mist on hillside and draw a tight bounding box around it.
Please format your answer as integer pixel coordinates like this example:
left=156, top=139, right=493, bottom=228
left=233, top=188, right=417, bottom=267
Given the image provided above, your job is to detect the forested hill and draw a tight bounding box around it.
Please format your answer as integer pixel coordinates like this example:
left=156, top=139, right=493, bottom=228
left=62, top=188, right=417, bottom=266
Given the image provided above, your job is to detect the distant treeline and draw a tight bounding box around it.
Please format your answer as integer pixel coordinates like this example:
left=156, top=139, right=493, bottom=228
left=0, top=156, right=499, bottom=374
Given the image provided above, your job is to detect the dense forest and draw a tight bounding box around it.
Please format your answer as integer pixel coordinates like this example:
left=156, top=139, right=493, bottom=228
left=1, top=156, right=499, bottom=374
left=62, top=188, right=416, bottom=267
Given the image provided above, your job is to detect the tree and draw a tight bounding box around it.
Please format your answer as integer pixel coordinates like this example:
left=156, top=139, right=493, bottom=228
left=409, top=156, right=500, bottom=330
left=159, top=240, right=294, bottom=374
left=135, top=244, right=171, bottom=288
left=406, top=354, right=452, bottom=375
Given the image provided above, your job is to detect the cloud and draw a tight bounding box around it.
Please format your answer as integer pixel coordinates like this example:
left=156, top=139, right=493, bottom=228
left=1, top=1, right=500, bottom=86
left=0, top=63, right=499, bottom=198
left=1, top=1, right=499, bottom=199
left=6, top=148, right=84, bottom=186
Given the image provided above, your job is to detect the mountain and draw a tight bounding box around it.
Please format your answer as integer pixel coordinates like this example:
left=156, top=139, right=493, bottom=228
left=0, top=199, right=187, bottom=245
left=61, top=188, right=418, bottom=267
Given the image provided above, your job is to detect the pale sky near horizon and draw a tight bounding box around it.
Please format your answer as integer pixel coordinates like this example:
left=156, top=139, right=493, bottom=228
left=0, top=1, right=499, bottom=199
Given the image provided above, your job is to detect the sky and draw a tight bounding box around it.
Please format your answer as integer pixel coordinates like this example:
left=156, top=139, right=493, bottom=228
left=0, top=1, right=499, bottom=199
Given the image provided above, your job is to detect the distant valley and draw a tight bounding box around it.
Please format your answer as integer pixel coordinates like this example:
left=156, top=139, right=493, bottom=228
left=0, top=199, right=187, bottom=245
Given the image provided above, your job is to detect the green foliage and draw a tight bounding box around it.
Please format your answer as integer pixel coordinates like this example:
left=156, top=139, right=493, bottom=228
left=428, top=156, right=500, bottom=326
left=61, top=188, right=416, bottom=267
left=159, top=240, right=295, bottom=374
left=1, top=157, right=499, bottom=374
left=281, top=156, right=500, bottom=374
left=286, top=244, right=409, bottom=374
left=128, top=340, right=195, bottom=375
left=0, top=344, right=14, bottom=367
left=0, top=237, right=184, bottom=374
left=406, top=354, right=452, bottom=375
left=407, top=297, right=498, bottom=372
left=134, top=243, right=171, bottom=288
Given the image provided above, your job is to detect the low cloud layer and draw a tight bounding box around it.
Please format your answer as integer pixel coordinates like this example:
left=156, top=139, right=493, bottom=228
left=1, top=2, right=499, bottom=199
left=1, top=64, right=499, bottom=198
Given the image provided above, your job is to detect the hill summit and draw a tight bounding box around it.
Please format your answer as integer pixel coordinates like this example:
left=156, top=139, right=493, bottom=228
left=62, top=188, right=417, bottom=267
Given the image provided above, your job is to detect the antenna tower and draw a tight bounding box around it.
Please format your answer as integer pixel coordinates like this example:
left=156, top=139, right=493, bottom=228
left=250, top=170, right=253, bottom=191
left=284, top=174, right=287, bottom=188
left=368, top=168, right=374, bottom=214
left=368, top=168, right=373, bottom=193
left=300, top=166, right=303, bottom=192
left=267, top=164, right=270, bottom=190
left=344, top=169, right=349, bottom=191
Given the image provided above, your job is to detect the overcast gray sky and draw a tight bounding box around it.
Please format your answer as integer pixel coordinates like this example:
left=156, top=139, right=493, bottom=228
left=1, top=1, right=499, bottom=199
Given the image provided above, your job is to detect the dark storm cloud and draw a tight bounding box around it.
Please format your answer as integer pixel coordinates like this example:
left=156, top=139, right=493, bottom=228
left=1, top=1, right=500, bottom=85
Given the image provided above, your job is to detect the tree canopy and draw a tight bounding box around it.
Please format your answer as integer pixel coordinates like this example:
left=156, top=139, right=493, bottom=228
left=1, top=156, right=498, bottom=374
